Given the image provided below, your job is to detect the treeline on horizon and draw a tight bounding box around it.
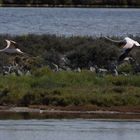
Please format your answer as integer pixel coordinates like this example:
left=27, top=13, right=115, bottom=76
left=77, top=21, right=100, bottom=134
left=1, top=0, right=140, bottom=6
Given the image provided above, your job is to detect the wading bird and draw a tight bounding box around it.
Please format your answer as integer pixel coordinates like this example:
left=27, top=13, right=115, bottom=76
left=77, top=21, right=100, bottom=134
left=105, top=37, right=140, bottom=63
left=0, top=40, right=25, bottom=54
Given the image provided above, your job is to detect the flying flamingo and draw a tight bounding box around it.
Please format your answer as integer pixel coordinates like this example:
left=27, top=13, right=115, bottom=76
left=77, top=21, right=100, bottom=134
left=0, top=40, right=25, bottom=55
left=105, top=37, right=140, bottom=63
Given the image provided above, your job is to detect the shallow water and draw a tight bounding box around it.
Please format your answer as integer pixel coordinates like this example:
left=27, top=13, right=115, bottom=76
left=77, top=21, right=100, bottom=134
left=0, top=119, right=140, bottom=140
left=0, top=8, right=140, bottom=36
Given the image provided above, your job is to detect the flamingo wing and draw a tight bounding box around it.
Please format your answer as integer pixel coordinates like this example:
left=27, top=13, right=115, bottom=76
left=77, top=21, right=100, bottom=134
left=123, top=41, right=134, bottom=49
left=16, top=48, right=24, bottom=54
left=134, top=41, right=140, bottom=47
left=124, top=37, right=139, bottom=48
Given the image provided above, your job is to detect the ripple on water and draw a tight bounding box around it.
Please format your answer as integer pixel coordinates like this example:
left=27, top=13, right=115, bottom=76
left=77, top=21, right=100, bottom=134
left=0, top=8, right=140, bottom=36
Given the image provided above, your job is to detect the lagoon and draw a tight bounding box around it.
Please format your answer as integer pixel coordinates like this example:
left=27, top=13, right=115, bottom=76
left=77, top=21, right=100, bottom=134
left=0, top=8, right=140, bottom=36
left=0, top=119, right=140, bottom=140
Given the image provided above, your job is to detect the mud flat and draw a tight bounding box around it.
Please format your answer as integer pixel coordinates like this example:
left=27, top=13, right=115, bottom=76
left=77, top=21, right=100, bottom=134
left=0, top=106, right=140, bottom=120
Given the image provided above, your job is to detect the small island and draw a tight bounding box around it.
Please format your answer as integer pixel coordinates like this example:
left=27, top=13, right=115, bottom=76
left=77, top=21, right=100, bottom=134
left=0, top=34, right=139, bottom=119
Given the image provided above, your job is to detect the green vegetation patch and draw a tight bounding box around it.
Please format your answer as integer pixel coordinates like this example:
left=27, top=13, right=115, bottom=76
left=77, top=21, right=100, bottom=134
left=0, top=68, right=140, bottom=107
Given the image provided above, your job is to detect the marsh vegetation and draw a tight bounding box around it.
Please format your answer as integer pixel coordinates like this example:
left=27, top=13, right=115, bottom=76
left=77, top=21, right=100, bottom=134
left=0, top=34, right=140, bottom=107
left=0, top=69, right=140, bottom=107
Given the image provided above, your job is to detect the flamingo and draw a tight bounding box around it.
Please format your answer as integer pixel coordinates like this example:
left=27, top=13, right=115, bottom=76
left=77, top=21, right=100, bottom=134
left=105, top=37, right=140, bottom=63
left=0, top=40, right=25, bottom=55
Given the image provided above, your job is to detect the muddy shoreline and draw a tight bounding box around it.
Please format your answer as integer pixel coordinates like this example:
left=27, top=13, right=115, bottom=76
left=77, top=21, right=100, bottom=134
left=1, top=105, right=140, bottom=114
left=0, top=106, right=140, bottom=119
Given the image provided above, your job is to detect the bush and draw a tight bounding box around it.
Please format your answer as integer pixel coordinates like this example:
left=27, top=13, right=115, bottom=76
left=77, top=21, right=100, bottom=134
left=118, top=63, right=133, bottom=74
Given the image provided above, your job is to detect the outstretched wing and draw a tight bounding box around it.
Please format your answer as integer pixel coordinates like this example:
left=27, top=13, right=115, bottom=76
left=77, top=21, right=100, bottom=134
left=16, top=48, right=25, bottom=54
left=135, top=41, right=140, bottom=47
left=16, top=48, right=31, bottom=57
left=124, top=37, right=140, bottom=49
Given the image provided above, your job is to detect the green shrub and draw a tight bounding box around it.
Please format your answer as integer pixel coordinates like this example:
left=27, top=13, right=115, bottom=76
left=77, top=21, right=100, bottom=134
left=118, top=63, right=133, bottom=74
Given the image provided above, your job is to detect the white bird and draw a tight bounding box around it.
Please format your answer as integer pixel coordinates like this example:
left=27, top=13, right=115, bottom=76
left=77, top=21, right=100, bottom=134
left=0, top=40, right=25, bottom=55
left=105, top=37, right=140, bottom=62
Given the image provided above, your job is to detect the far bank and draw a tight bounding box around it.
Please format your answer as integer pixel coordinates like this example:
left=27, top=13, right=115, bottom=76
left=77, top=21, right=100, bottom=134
left=0, top=4, right=140, bottom=8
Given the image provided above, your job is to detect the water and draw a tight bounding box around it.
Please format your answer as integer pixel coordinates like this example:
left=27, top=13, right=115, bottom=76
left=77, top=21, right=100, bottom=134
left=0, top=8, right=140, bottom=36
left=0, top=119, right=140, bottom=140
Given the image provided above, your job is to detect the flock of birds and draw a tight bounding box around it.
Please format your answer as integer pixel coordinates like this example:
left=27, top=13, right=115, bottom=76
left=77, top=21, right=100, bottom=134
left=0, top=37, right=140, bottom=74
